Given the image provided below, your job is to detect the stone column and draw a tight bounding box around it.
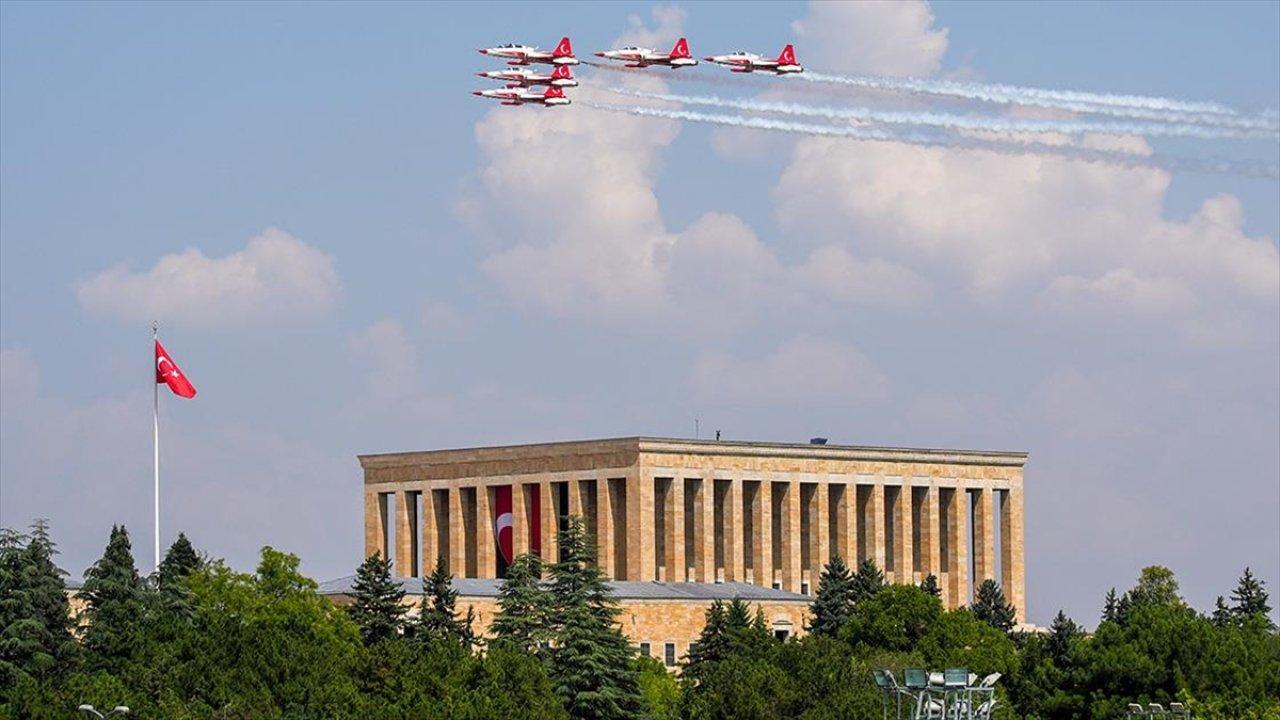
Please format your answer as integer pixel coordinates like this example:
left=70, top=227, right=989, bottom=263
left=783, top=481, right=802, bottom=593
left=511, top=484, right=529, bottom=559
left=1001, top=484, right=1026, bottom=623
left=921, top=485, right=941, bottom=584
left=973, top=487, right=996, bottom=586
left=539, top=481, right=558, bottom=565
left=449, top=485, right=465, bottom=576
left=868, top=483, right=886, bottom=570
left=840, top=483, right=858, bottom=564
left=816, top=482, right=831, bottom=574
left=394, top=491, right=413, bottom=578
left=752, top=482, right=772, bottom=587
left=568, top=479, right=583, bottom=519
left=698, top=478, right=716, bottom=583
left=364, top=489, right=387, bottom=560
left=597, top=479, right=615, bottom=578
left=945, top=485, right=970, bottom=608
left=476, top=484, right=496, bottom=579
left=893, top=482, right=914, bottom=584
left=667, top=478, right=686, bottom=582
left=628, top=472, right=655, bottom=582
left=421, top=486, right=438, bottom=574
left=728, top=478, right=745, bottom=582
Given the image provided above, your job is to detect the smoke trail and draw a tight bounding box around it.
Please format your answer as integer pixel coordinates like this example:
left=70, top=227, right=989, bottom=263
left=607, top=87, right=1280, bottom=141
left=795, top=72, right=1279, bottom=132
left=583, top=102, right=1280, bottom=180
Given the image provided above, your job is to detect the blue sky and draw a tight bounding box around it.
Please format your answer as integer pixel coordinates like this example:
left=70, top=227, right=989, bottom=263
left=2, top=1, right=1277, bottom=626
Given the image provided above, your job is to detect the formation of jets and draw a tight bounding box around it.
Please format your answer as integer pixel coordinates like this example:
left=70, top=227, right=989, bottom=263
left=473, top=36, right=803, bottom=108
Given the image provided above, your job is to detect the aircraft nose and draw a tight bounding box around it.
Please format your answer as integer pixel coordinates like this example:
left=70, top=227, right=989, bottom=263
left=471, top=91, right=482, bottom=96
left=704, top=56, right=714, bottom=61
left=594, top=52, right=605, bottom=57
left=476, top=72, right=487, bottom=77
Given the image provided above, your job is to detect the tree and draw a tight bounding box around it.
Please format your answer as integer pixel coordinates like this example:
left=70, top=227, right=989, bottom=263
left=1211, top=596, right=1233, bottom=628
left=414, top=555, right=473, bottom=648
left=807, top=555, right=855, bottom=637
left=1046, top=610, right=1081, bottom=665
left=547, top=516, right=643, bottom=719
left=850, top=558, right=885, bottom=603
left=842, top=583, right=942, bottom=651
left=155, top=532, right=201, bottom=593
left=1229, top=567, right=1273, bottom=628
left=685, top=600, right=731, bottom=682
left=0, top=521, right=79, bottom=689
left=490, top=553, right=550, bottom=652
left=1101, top=587, right=1120, bottom=624
left=1127, top=565, right=1183, bottom=609
left=970, top=579, right=1017, bottom=632
left=920, top=573, right=941, bottom=597
left=348, top=553, right=406, bottom=644
left=80, top=525, right=147, bottom=665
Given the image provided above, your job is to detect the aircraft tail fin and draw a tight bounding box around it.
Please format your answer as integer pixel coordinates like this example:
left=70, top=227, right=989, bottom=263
left=553, top=36, right=573, bottom=57
left=544, top=85, right=565, bottom=98
left=552, top=64, right=573, bottom=79
left=777, top=43, right=797, bottom=65
left=670, top=37, right=691, bottom=59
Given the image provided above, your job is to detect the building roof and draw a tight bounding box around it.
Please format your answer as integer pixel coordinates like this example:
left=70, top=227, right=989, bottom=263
left=358, top=435, right=1028, bottom=469
left=318, top=575, right=810, bottom=603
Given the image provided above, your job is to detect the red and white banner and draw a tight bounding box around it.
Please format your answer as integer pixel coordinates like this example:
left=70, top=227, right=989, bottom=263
left=494, top=485, right=543, bottom=564
left=155, top=340, right=197, bottom=399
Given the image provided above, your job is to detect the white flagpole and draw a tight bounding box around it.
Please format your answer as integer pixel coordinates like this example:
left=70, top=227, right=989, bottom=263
left=153, top=321, right=160, bottom=573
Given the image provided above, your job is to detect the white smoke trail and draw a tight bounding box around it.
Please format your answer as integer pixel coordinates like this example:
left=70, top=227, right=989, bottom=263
left=795, top=72, right=1278, bottom=132
left=607, top=87, right=1280, bottom=141
left=582, top=102, right=1280, bottom=180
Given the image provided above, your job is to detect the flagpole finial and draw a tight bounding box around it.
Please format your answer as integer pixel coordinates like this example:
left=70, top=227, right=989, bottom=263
left=152, top=320, right=158, bottom=336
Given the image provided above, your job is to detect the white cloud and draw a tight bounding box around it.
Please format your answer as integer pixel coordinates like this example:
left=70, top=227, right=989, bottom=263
left=615, top=5, right=687, bottom=50
left=692, top=335, right=891, bottom=406
left=348, top=319, right=424, bottom=409
left=772, top=137, right=1278, bottom=343
left=791, top=0, right=949, bottom=76
left=793, top=245, right=932, bottom=308
left=76, top=227, right=339, bottom=329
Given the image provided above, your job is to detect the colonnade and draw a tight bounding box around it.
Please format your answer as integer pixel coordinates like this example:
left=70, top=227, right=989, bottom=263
left=365, top=474, right=1025, bottom=617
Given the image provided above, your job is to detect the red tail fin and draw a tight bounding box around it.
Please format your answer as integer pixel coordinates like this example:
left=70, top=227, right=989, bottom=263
left=552, top=64, right=572, bottom=79
left=670, top=37, right=691, bottom=59
left=553, top=36, right=573, bottom=57
left=777, top=43, right=797, bottom=65
left=544, top=85, right=565, bottom=98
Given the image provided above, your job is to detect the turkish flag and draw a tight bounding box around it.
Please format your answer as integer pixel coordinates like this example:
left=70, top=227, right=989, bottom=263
left=155, top=340, right=197, bottom=399
left=495, top=485, right=513, bottom=564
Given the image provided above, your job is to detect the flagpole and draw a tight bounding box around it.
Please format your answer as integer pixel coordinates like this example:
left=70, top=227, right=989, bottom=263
left=153, top=321, right=160, bottom=573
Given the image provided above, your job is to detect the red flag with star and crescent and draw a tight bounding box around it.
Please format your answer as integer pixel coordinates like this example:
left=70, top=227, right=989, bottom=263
left=155, top=340, right=197, bottom=399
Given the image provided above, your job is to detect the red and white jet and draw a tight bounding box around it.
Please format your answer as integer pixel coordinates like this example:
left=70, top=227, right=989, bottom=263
left=472, top=85, right=571, bottom=107
left=594, top=37, right=697, bottom=68
left=478, top=37, right=579, bottom=66
left=704, top=44, right=803, bottom=74
left=477, top=64, right=578, bottom=89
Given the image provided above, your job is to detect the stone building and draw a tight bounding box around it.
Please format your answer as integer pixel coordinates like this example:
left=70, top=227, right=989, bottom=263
left=354, top=436, right=1027, bottom=657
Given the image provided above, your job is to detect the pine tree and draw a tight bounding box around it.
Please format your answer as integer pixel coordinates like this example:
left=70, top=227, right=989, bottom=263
left=1230, top=567, right=1273, bottom=628
left=548, top=516, right=643, bottom=719
left=1101, top=587, right=1119, bottom=624
left=490, top=553, right=550, bottom=652
left=349, top=553, right=407, bottom=644
left=414, top=555, right=472, bottom=647
left=807, top=555, right=855, bottom=637
left=850, top=558, right=885, bottom=603
left=971, top=579, right=1017, bottom=632
left=0, top=522, right=80, bottom=686
left=156, top=532, right=201, bottom=593
left=1047, top=610, right=1081, bottom=665
left=1211, top=596, right=1233, bottom=628
left=81, top=524, right=147, bottom=665
left=920, top=573, right=941, bottom=597
left=684, top=599, right=730, bottom=680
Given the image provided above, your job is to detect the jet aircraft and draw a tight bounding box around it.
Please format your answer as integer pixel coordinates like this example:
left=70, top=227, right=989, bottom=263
left=478, top=37, right=579, bottom=66
left=472, top=85, right=571, bottom=107
left=594, top=37, right=697, bottom=68
left=477, top=64, right=578, bottom=89
left=704, top=44, right=802, bottom=74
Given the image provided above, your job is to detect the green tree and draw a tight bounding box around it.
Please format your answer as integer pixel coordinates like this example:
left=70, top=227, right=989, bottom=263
left=1127, top=565, right=1183, bottom=609
left=970, top=578, right=1017, bottom=632
left=1101, top=587, right=1120, bottom=624
left=842, top=583, right=942, bottom=651
left=415, top=555, right=474, bottom=648
left=348, top=552, right=407, bottom=644
left=850, top=558, right=885, bottom=603
left=807, top=555, right=854, bottom=637
left=1211, top=596, right=1233, bottom=628
left=547, top=516, right=643, bottom=720
left=1229, top=567, right=1273, bottom=628
left=80, top=525, right=148, bottom=666
left=490, top=553, right=550, bottom=653
left=155, top=532, right=201, bottom=593
left=0, top=521, right=80, bottom=690
left=920, top=573, right=941, bottom=597
left=1046, top=610, right=1081, bottom=666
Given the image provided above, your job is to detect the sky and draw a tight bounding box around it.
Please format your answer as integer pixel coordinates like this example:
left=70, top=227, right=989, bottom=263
left=2, top=1, right=1277, bottom=627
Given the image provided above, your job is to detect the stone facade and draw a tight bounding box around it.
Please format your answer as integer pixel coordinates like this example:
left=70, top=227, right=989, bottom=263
left=358, top=437, right=1028, bottom=627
